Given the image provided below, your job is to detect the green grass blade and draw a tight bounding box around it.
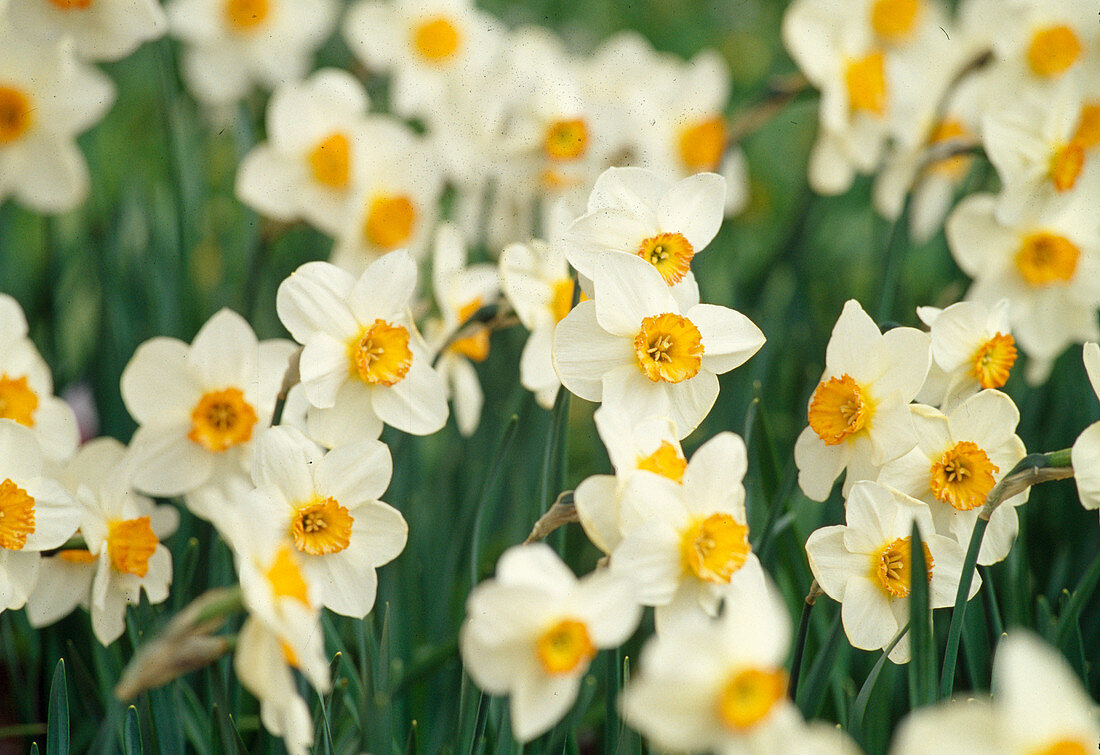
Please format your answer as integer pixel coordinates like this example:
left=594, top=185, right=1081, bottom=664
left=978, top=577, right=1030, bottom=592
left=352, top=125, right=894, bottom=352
left=122, top=706, right=142, bottom=755
left=1054, top=550, right=1100, bottom=648
left=848, top=623, right=909, bottom=741
left=908, top=522, right=935, bottom=708
left=47, top=659, right=69, bottom=755
left=795, top=610, right=847, bottom=718
left=939, top=516, right=988, bottom=699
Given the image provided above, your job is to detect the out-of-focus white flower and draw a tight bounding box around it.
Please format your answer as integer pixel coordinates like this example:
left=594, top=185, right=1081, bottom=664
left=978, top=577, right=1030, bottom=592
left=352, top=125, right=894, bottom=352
left=1071, top=342, right=1100, bottom=510
left=343, top=0, right=501, bottom=122
left=236, top=69, right=373, bottom=236
left=25, top=438, right=178, bottom=645
left=552, top=252, right=765, bottom=437
left=611, top=432, right=766, bottom=631
left=805, top=480, right=977, bottom=662
left=877, top=390, right=1027, bottom=564
left=0, top=421, right=80, bottom=613
left=6, top=0, right=166, bottom=61
left=0, top=25, right=115, bottom=213
left=945, top=189, right=1100, bottom=379
left=621, top=571, right=860, bottom=754
left=890, top=630, right=1100, bottom=754
left=276, top=252, right=449, bottom=444
left=794, top=299, right=929, bottom=501
left=562, top=167, right=725, bottom=309
left=248, top=426, right=406, bottom=617
left=0, top=294, right=79, bottom=462
left=460, top=543, right=641, bottom=743
left=329, top=118, right=444, bottom=276
left=120, top=308, right=296, bottom=503
left=166, top=0, right=337, bottom=107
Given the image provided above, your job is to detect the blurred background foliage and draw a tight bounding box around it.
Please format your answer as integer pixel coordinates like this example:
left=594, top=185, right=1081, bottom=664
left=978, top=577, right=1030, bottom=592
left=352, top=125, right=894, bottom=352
left=0, top=0, right=1097, bottom=753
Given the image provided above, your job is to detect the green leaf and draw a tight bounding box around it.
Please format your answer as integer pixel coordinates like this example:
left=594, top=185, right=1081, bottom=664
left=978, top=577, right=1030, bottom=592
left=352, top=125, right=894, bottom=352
left=908, top=522, right=935, bottom=708
left=47, top=659, right=69, bottom=755
left=122, top=706, right=142, bottom=755
left=795, top=610, right=848, bottom=718
left=1054, top=549, right=1100, bottom=648
left=848, top=623, right=909, bottom=741
left=939, top=515, right=988, bottom=699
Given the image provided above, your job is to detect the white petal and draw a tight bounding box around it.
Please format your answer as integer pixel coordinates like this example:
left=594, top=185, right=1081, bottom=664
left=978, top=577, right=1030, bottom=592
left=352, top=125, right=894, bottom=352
left=689, top=303, right=766, bottom=374
left=592, top=253, right=676, bottom=337
left=552, top=303, right=634, bottom=402
left=656, top=172, right=726, bottom=252
left=347, top=250, right=417, bottom=322
left=369, top=356, right=448, bottom=435
left=316, top=439, right=392, bottom=504
left=251, top=426, right=321, bottom=502
left=188, top=309, right=258, bottom=389
left=276, top=261, right=358, bottom=344
left=130, top=423, right=214, bottom=497
left=120, top=337, right=197, bottom=424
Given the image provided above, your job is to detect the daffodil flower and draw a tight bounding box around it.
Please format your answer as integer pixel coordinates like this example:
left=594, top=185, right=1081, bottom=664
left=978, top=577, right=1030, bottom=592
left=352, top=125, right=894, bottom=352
left=7, top=0, right=166, bottom=61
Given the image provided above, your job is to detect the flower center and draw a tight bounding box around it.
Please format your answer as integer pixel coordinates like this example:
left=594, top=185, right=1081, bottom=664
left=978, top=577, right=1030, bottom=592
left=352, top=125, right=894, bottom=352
left=543, top=119, right=588, bottom=161
left=0, top=85, right=33, bottom=146
left=412, top=17, right=461, bottom=63
left=535, top=618, right=595, bottom=675
left=1027, top=25, right=1081, bottom=78
left=716, top=667, right=787, bottom=731
left=188, top=387, right=258, bottom=453
left=928, top=119, right=973, bottom=179
left=349, top=319, right=413, bottom=386
left=636, top=441, right=687, bottom=482
left=265, top=544, right=310, bottom=606
left=58, top=549, right=97, bottom=564
left=1049, top=142, right=1085, bottom=192
left=870, top=536, right=933, bottom=598
left=0, top=374, right=39, bottom=427
left=448, top=298, right=491, bottom=362
left=677, top=116, right=727, bottom=172
left=224, top=0, right=269, bottom=31
left=291, top=497, right=353, bottom=556
left=1031, top=740, right=1088, bottom=755
left=364, top=194, right=416, bottom=250
left=0, top=479, right=35, bottom=551
left=637, top=232, right=695, bottom=285
left=808, top=374, right=872, bottom=445
left=1015, top=232, right=1079, bottom=287
left=1073, top=103, right=1100, bottom=148
left=971, top=333, right=1016, bottom=389
left=929, top=441, right=999, bottom=512
left=845, top=51, right=887, bottom=116
left=871, top=0, right=920, bottom=42
left=550, top=278, right=576, bottom=323
left=308, top=132, right=351, bottom=190
left=633, top=313, right=704, bottom=383
left=108, top=517, right=159, bottom=577
left=46, top=0, right=95, bottom=8
left=680, top=513, right=751, bottom=584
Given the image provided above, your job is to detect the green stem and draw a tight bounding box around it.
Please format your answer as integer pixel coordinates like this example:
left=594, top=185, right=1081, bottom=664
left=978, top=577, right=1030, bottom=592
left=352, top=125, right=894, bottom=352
left=787, top=582, right=820, bottom=701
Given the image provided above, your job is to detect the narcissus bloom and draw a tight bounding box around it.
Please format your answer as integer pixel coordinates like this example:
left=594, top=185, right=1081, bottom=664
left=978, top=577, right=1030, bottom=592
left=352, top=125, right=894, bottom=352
left=553, top=252, right=765, bottom=437
left=890, top=631, right=1100, bottom=754
left=120, top=308, right=296, bottom=501
left=248, top=426, right=406, bottom=617
left=460, top=544, right=641, bottom=743
left=621, top=572, right=860, bottom=754
left=25, top=438, right=177, bottom=645
left=276, top=252, right=449, bottom=444
left=877, top=390, right=1027, bottom=565
left=794, top=299, right=929, bottom=501
left=0, top=23, right=115, bottom=213
left=805, top=481, right=977, bottom=662
left=6, top=0, right=166, bottom=61
left=1071, top=342, right=1100, bottom=510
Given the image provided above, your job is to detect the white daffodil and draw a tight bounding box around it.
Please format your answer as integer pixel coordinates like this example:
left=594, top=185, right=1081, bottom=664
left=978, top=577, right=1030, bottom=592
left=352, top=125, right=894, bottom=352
left=425, top=225, right=499, bottom=437
left=794, top=299, right=929, bottom=501
left=120, top=308, right=296, bottom=502
left=6, top=0, right=166, bottom=62
left=25, top=438, right=178, bottom=645
left=805, top=480, right=977, bottom=663
left=945, top=189, right=1100, bottom=381
left=553, top=252, right=764, bottom=437
left=877, top=391, right=1027, bottom=565
left=611, top=432, right=766, bottom=631
left=343, top=0, right=502, bottom=122
left=248, top=426, right=406, bottom=618
left=890, top=630, right=1100, bottom=754
left=166, top=0, right=338, bottom=108
left=328, top=118, right=444, bottom=276
left=573, top=408, right=684, bottom=555
left=915, top=300, right=1017, bottom=410
left=0, top=24, right=115, bottom=213
left=0, top=294, right=79, bottom=462
left=562, top=167, right=724, bottom=309
left=460, top=543, right=641, bottom=743
left=1071, top=342, right=1100, bottom=510
left=621, top=571, right=860, bottom=754
left=236, top=69, right=373, bottom=236
left=276, top=252, right=449, bottom=444
left=0, top=421, right=81, bottom=613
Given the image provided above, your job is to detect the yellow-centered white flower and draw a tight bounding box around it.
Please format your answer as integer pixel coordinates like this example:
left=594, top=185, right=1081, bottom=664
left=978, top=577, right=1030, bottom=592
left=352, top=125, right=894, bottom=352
left=805, top=480, right=977, bottom=663
left=460, top=543, right=641, bottom=743
left=1071, top=342, right=1100, bottom=510
left=6, top=0, right=166, bottom=62
left=276, top=252, right=449, bottom=443
left=553, top=252, right=765, bottom=438
left=877, top=391, right=1027, bottom=565
left=794, top=299, right=930, bottom=501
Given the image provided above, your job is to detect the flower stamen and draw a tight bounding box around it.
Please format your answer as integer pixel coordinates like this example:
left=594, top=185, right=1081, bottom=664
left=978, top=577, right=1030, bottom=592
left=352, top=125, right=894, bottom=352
left=633, top=313, right=704, bottom=383
left=0, top=479, right=35, bottom=551
left=870, top=536, right=932, bottom=598
left=188, top=388, right=258, bottom=453
left=636, top=232, right=694, bottom=285
left=971, top=333, right=1016, bottom=389
left=535, top=618, right=595, bottom=675
left=291, top=497, right=353, bottom=556
left=349, top=319, right=413, bottom=386
left=680, top=513, right=751, bottom=583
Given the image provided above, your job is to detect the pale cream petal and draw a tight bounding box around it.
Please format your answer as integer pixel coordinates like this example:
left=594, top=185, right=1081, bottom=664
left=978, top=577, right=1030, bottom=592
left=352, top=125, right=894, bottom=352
left=552, top=303, right=635, bottom=402
left=1071, top=422, right=1100, bottom=510
left=794, top=425, right=848, bottom=502
left=573, top=474, right=621, bottom=555
left=592, top=252, right=676, bottom=337
left=275, top=261, right=358, bottom=344
left=120, top=337, right=198, bottom=425
left=656, top=172, right=726, bottom=252
left=689, top=303, right=766, bottom=374
left=369, top=356, right=448, bottom=435
left=805, top=525, right=864, bottom=602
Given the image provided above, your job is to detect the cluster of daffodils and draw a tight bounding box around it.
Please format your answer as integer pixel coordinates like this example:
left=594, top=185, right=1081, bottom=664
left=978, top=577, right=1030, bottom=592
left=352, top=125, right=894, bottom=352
left=784, top=0, right=1100, bottom=378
